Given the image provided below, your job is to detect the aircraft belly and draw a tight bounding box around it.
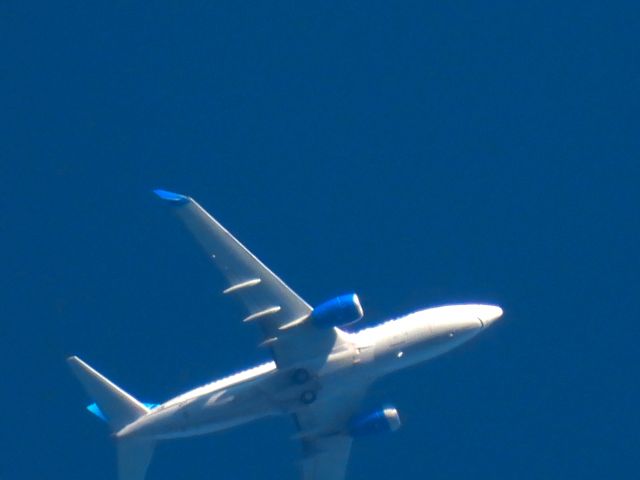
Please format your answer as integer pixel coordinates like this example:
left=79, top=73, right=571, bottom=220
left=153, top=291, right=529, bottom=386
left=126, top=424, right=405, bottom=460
left=134, top=347, right=374, bottom=441
left=139, top=379, right=280, bottom=440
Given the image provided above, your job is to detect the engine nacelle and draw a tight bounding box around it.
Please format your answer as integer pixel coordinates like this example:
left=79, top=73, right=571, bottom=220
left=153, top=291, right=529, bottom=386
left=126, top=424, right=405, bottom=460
left=349, top=407, right=402, bottom=437
left=310, top=293, right=364, bottom=328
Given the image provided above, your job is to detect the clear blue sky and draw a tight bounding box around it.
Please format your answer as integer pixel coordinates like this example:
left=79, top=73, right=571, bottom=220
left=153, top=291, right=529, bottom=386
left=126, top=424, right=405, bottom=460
left=3, top=1, right=639, bottom=479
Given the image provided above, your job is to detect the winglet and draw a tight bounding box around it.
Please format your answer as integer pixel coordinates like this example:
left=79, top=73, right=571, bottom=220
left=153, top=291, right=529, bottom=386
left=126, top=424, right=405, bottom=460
left=153, top=189, right=189, bottom=204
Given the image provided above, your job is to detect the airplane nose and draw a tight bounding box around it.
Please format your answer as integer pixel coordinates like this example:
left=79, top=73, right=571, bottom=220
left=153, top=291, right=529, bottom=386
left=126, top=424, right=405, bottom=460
left=478, top=305, right=503, bottom=327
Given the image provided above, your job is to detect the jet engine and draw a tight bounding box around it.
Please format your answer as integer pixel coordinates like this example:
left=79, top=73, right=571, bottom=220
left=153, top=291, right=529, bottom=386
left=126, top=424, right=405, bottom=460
left=348, top=407, right=402, bottom=437
left=310, top=293, right=364, bottom=328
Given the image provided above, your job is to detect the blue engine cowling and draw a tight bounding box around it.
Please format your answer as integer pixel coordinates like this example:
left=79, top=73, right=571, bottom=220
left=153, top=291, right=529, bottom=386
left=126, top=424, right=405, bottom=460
left=310, top=293, right=364, bottom=328
left=349, top=407, right=402, bottom=437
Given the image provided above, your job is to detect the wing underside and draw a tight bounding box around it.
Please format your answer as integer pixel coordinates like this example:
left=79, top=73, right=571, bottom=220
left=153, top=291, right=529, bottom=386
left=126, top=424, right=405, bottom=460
left=293, top=385, right=369, bottom=480
left=300, top=435, right=353, bottom=480
left=154, top=190, right=366, bottom=479
left=153, top=190, right=344, bottom=368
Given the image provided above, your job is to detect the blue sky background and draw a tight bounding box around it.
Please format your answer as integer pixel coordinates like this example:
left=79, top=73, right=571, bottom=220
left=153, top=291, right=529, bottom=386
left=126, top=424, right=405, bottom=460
left=3, top=1, right=639, bottom=479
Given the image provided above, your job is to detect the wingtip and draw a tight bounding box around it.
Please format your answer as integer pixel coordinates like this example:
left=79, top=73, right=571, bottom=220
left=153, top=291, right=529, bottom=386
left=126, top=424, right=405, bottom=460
left=153, top=189, right=189, bottom=204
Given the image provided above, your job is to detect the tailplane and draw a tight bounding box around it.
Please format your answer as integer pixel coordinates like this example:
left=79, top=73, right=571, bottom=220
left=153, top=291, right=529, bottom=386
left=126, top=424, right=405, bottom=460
left=67, top=356, right=149, bottom=431
left=118, top=438, right=156, bottom=480
left=67, top=356, right=156, bottom=480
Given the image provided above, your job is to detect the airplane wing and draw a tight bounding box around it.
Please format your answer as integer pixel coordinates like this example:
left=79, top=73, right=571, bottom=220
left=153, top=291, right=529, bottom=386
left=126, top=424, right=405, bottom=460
left=153, top=189, right=345, bottom=368
left=293, top=386, right=369, bottom=480
left=300, top=435, right=352, bottom=480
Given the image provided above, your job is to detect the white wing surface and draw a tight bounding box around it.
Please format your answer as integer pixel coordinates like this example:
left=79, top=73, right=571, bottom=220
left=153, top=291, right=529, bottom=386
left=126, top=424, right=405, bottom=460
left=294, top=386, right=369, bottom=480
left=300, top=435, right=353, bottom=480
left=153, top=189, right=343, bottom=368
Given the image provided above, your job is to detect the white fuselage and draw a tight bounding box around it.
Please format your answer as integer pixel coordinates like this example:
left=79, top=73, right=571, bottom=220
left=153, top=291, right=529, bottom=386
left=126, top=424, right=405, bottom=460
left=117, top=304, right=502, bottom=440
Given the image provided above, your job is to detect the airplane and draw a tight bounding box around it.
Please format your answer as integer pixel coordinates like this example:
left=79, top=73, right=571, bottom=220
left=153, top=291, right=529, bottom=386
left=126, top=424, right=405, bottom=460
left=68, top=189, right=503, bottom=480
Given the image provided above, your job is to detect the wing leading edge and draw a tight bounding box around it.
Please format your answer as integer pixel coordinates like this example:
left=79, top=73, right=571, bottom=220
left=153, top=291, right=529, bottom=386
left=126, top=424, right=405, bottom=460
left=153, top=189, right=345, bottom=368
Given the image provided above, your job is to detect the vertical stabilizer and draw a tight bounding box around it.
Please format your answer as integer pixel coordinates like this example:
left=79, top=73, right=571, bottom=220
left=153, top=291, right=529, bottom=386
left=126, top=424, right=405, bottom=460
left=67, top=356, right=149, bottom=432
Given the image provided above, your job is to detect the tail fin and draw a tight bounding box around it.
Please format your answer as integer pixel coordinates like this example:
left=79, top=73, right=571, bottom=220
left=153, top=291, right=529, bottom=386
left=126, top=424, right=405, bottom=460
left=67, top=356, right=149, bottom=432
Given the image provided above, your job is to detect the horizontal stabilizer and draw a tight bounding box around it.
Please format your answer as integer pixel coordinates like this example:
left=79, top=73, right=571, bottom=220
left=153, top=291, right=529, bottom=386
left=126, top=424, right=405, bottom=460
left=118, top=438, right=156, bottom=480
left=67, top=356, right=149, bottom=432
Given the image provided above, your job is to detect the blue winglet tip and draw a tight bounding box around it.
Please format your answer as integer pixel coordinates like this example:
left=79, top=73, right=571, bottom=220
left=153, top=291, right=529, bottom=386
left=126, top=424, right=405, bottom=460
left=153, top=189, right=189, bottom=204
